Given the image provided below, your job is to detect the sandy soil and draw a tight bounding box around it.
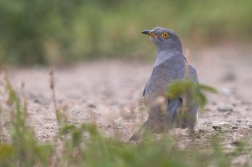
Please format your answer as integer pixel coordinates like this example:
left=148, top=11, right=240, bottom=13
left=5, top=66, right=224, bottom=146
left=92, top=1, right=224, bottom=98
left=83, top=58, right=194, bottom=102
left=1, top=46, right=252, bottom=164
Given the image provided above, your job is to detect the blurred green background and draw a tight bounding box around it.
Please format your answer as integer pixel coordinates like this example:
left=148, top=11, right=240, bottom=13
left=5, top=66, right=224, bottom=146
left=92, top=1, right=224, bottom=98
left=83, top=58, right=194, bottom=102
left=0, top=0, right=252, bottom=65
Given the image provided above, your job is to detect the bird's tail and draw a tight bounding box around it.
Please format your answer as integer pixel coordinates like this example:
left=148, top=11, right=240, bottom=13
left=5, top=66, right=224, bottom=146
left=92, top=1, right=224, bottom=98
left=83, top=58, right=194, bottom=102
left=128, top=120, right=151, bottom=141
left=129, top=97, right=170, bottom=141
left=128, top=118, right=164, bottom=141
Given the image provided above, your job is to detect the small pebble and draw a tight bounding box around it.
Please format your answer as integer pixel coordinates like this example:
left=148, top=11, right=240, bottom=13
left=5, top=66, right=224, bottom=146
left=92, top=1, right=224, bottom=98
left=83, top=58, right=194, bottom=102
left=204, top=121, right=212, bottom=126
left=88, top=103, right=96, bottom=108
left=220, top=88, right=232, bottom=96
left=34, top=99, right=42, bottom=104
left=217, top=103, right=233, bottom=112
left=232, top=140, right=242, bottom=146
left=92, top=110, right=100, bottom=115
left=114, top=125, right=123, bottom=129
left=196, top=129, right=205, bottom=133
left=212, top=125, right=221, bottom=130
left=219, top=122, right=232, bottom=129
left=212, top=101, right=217, bottom=105
left=114, top=118, right=122, bottom=124
left=204, top=107, right=211, bottom=112
left=231, top=126, right=238, bottom=130
left=212, top=122, right=231, bottom=131
left=236, top=119, right=242, bottom=123
left=248, top=125, right=252, bottom=128
left=222, top=71, right=236, bottom=82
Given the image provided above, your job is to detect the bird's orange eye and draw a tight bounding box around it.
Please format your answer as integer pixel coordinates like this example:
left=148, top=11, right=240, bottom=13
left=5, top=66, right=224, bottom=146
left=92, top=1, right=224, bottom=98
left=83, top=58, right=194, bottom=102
left=161, top=32, right=169, bottom=39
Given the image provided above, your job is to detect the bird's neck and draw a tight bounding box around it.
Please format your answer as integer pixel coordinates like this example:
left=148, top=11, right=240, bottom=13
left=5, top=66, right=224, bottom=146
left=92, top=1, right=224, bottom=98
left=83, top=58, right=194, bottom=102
left=154, top=49, right=184, bottom=67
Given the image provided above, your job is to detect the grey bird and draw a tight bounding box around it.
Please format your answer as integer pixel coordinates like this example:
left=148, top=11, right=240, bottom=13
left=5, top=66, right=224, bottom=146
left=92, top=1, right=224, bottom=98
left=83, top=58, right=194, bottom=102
left=129, top=27, right=199, bottom=141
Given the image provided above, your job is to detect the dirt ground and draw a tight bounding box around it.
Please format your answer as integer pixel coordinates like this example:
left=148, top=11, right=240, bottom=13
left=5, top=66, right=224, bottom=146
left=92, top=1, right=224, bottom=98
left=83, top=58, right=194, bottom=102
left=1, top=46, right=252, bottom=164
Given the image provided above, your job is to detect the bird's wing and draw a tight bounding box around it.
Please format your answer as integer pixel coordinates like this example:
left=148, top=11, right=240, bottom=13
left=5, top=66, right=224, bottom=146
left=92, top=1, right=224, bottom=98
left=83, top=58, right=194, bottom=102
left=143, top=58, right=185, bottom=97
left=185, top=64, right=199, bottom=119
left=145, top=64, right=199, bottom=130
left=143, top=58, right=186, bottom=130
left=188, top=65, right=199, bottom=83
left=145, top=97, right=182, bottom=132
left=143, top=64, right=168, bottom=97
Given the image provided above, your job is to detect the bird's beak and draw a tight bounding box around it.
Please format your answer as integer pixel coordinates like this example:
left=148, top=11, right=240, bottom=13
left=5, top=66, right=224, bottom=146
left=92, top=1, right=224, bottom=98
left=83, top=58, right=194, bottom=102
left=142, top=30, right=151, bottom=35
left=142, top=30, right=157, bottom=37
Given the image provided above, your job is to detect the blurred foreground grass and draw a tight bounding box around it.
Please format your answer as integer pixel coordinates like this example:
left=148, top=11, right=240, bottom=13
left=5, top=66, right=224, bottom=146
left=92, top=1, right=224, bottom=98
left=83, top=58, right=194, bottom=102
left=0, top=0, right=252, bottom=65
left=0, top=72, right=250, bottom=166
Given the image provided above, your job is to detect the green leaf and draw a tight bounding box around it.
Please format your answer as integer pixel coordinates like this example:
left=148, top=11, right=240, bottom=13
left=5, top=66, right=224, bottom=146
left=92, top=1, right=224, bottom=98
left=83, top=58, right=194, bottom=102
left=199, top=84, right=219, bottom=94
left=167, top=80, right=217, bottom=110
left=168, top=81, right=191, bottom=98
left=193, top=91, right=207, bottom=109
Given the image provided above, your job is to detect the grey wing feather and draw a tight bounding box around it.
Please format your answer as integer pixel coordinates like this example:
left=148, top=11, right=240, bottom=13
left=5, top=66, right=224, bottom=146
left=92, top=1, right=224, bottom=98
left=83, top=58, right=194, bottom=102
left=143, top=59, right=185, bottom=97
left=146, top=98, right=182, bottom=132
left=147, top=98, right=185, bottom=131
left=188, top=65, right=199, bottom=83
left=167, top=98, right=183, bottom=125
left=188, top=64, right=199, bottom=117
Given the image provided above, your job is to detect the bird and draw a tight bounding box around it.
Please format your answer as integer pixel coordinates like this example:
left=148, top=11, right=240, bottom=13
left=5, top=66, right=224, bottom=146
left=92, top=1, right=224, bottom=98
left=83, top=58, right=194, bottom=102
left=129, top=27, right=199, bottom=141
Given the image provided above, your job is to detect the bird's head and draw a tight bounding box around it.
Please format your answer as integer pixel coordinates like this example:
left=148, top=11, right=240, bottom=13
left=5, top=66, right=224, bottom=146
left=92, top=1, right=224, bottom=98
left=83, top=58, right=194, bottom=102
left=142, top=27, right=182, bottom=52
